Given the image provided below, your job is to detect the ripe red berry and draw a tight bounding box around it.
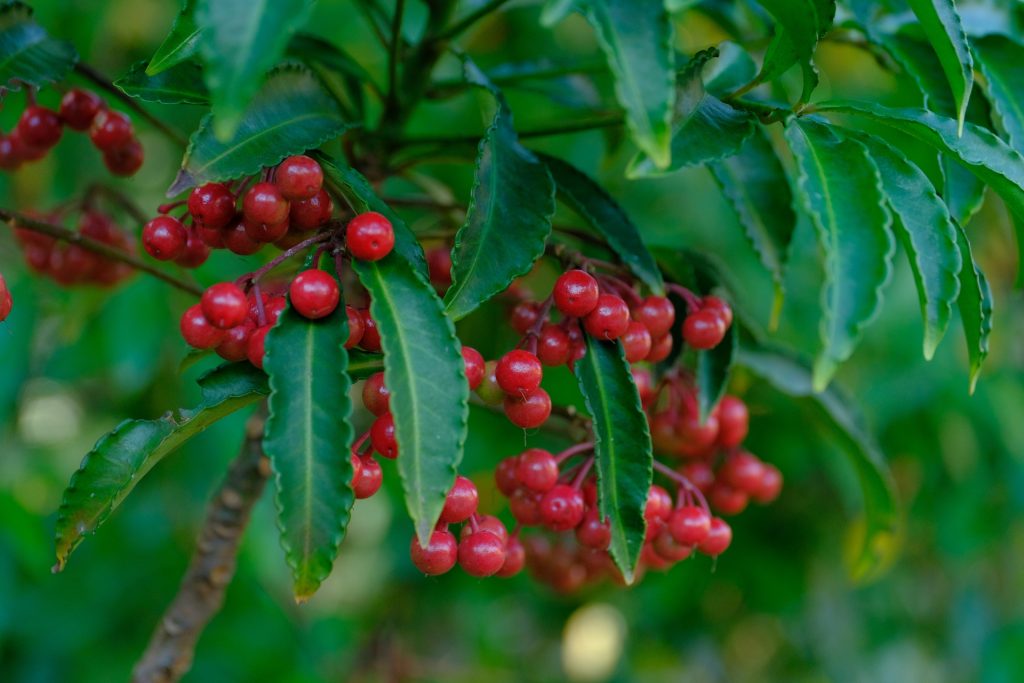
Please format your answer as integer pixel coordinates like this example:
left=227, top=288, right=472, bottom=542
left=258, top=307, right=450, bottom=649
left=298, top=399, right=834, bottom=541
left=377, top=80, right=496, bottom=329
left=682, top=309, right=726, bottom=349
left=653, top=528, right=694, bottom=562
left=215, top=320, right=255, bottom=362
left=410, top=529, right=458, bottom=575
left=719, top=452, right=766, bottom=493
left=509, top=487, right=542, bottom=525
left=180, top=304, right=225, bottom=349
left=362, top=372, right=390, bottom=416
left=427, top=246, right=453, bottom=290
left=188, top=183, right=236, bottom=230
left=89, top=109, right=133, bottom=151
left=0, top=273, right=11, bottom=321
left=353, top=455, right=383, bottom=498
left=289, top=269, right=339, bottom=319
left=170, top=227, right=209, bottom=268
left=495, top=456, right=520, bottom=496
left=676, top=409, right=720, bottom=457
left=247, top=325, right=270, bottom=369
left=668, top=505, right=711, bottom=546
left=440, top=475, right=479, bottom=524
left=646, top=334, right=673, bottom=362
left=540, top=484, right=586, bottom=531
left=576, top=509, right=612, bottom=549
left=289, top=189, right=333, bottom=231
left=702, top=295, right=733, bottom=328
left=17, top=106, right=62, bottom=149
left=458, top=531, right=506, bottom=577
left=496, top=536, right=526, bottom=577
left=201, top=282, right=249, bottom=329
left=553, top=269, right=600, bottom=317
left=632, top=367, right=655, bottom=406
left=102, top=138, right=144, bottom=176
left=516, top=448, right=559, bottom=493
left=503, top=387, right=551, bottom=429
left=243, top=182, right=290, bottom=227
left=510, top=301, right=540, bottom=334
left=243, top=215, right=289, bottom=243
left=632, top=296, right=675, bottom=338
left=679, top=461, right=715, bottom=493
left=462, top=346, right=485, bottom=389
left=496, top=349, right=543, bottom=395
left=346, top=211, right=395, bottom=261
left=698, top=517, right=732, bottom=556
left=359, top=311, right=382, bottom=352
left=537, top=324, right=571, bottom=366
left=467, top=515, right=509, bottom=545
left=275, top=155, right=323, bottom=200
left=142, top=216, right=187, bottom=261
left=345, top=305, right=364, bottom=349
left=644, top=485, right=673, bottom=523
left=622, top=321, right=653, bottom=362
left=716, top=395, right=749, bottom=448
left=709, top=483, right=748, bottom=516
left=583, top=294, right=630, bottom=339
left=751, top=464, right=783, bottom=504
left=223, top=220, right=262, bottom=255
left=262, top=296, right=287, bottom=326
left=371, top=412, right=397, bottom=458
left=59, top=89, right=104, bottom=130
left=0, top=135, right=22, bottom=170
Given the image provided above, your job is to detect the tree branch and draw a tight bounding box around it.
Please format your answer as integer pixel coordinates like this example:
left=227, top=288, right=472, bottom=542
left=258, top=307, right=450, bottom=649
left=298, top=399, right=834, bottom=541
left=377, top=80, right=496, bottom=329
left=132, top=410, right=270, bottom=683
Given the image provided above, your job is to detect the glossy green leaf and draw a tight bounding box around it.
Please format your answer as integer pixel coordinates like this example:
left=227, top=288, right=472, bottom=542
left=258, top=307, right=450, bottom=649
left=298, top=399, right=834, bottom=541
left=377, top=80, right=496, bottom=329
left=755, top=0, right=834, bottom=102
left=115, top=59, right=208, bottom=105
left=973, top=35, right=1024, bottom=151
left=53, top=363, right=268, bottom=570
left=168, top=67, right=348, bottom=196
left=784, top=118, right=894, bottom=391
left=850, top=132, right=962, bottom=359
left=443, top=62, right=555, bottom=321
left=147, top=0, right=200, bottom=75
left=575, top=335, right=652, bottom=583
left=907, top=0, right=974, bottom=133
left=352, top=257, right=469, bottom=545
left=581, top=0, right=674, bottom=168
left=196, top=0, right=316, bottom=140
left=696, top=321, right=737, bottom=422
left=0, top=1, right=77, bottom=91
left=736, top=345, right=901, bottom=583
left=263, top=301, right=354, bottom=601
left=702, top=41, right=756, bottom=97
left=953, top=223, right=993, bottom=393
left=540, top=153, right=663, bottom=294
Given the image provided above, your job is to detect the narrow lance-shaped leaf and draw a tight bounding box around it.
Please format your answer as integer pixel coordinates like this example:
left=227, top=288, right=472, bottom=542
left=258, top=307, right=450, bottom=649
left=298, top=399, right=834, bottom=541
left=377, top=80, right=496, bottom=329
left=539, top=153, right=663, bottom=294
left=0, top=1, right=77, bottom=91
left=575, top=335, right=652, bottom=583
left=953, top=223, right=993, bottom=393
left=53, top=363, right=268, bottom=570
left=755, top=0, right=834, bottom=102
left=696, top=321, right=736, bottom=421
left=147, top=0, right=200, bottom=76
left=848, top=131, right=962, bottom=359
left=906, top=0, right=974, bottom=134
left=581, top=0, right=674, bottom=168
left=443, top=61, right=555, bottom=321
left=783, top=118, right=894, bottom=391
left=263, top=301, right=354, bottom=601
left=168, top=67, right=350, bottom=196
left=115, top=60, right=209, bottom=105
left=737, top=345, right=901, bottom=583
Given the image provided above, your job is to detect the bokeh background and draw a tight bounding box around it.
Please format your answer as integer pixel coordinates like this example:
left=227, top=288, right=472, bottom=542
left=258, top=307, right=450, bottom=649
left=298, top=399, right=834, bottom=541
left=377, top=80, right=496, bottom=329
left=2, top=1, right=1023, bottom=681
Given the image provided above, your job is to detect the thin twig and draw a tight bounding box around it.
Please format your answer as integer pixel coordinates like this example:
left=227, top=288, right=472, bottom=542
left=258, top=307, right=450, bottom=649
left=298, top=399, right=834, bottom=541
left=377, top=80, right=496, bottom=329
left=132, top=410, right=270, bottom=683
left=432, top=0, right=514, bottom=42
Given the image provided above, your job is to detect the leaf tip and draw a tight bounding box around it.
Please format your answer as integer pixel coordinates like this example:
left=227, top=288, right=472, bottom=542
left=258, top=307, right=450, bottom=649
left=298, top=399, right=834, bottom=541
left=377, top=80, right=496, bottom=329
left=166, top=169, right=195, bottom=198
left=811, top=358, right=835, bottom=393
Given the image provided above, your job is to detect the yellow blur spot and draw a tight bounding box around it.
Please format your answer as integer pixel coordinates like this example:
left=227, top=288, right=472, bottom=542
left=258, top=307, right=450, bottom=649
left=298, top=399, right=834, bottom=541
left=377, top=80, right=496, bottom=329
left=562, top=603, right=627, bottom=682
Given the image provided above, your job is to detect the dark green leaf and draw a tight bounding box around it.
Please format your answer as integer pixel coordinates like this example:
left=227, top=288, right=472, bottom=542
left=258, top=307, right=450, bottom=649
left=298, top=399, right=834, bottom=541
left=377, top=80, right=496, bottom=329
left=168, top=67, right=349, bottom=196
left=196, top=0, right=316, bottom=140
left=263, top=302, right=354, bottom=601
left=755, top=0, right=835, bottom=102
left=147, top=0, right=200, bottom=75
left=53, top=363, right=268, bottom=570
left=0, top=1, right=77, bottom=91
left=575, top=335, right=652, bottom=583
left=115, top=59, right=208, bottom=105
left=696, top=321, right=736, bottom=421
left=736, top=345, right=901, bottom=583
left=907, top=0, right=974, bottom=133
left=973, top=35, right=1024, bottom=151
left=953, top=223, right=993, bottom=393
left=702, top=41, right=756, bottom=97
left=443, top=62, right=555, bottom=321
left=783, top=118, right=894, bottom=391
left=347, top=350, right=384, bottom=381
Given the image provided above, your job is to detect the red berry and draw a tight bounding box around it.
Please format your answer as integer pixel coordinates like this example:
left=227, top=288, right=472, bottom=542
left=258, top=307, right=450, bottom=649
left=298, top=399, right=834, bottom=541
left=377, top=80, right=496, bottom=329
left=702, top=295, right=733, bottom=328
left=679, top=461, right=715, bottom=492
left=263, top=296, right=287, bottom=326
left=553, top=270, right=600, bottom=317
left=196, top=224, right=224, bottom=248
left=508, top=488, right=542, bottom=525
left=751, top=464, right=783, bottom=504
left=188, top=183, right=236, bottom=230
left=410, top=529, right=458, bottom=575
left=510, top=301, right=540, bottom=334
left=0, top=273, right=11, bottom=321
left=353, top=455, right=383, bottom=498
left=496, top=350, right=543, bottom=395
left=141, top=216, right=187, bottom=261
left=427, top=247, right=453, bottom=290
left=469, top=515, right=509, bottom=545
left=102, top=138, right=144, bottom=176
left=17, top=106, right=62, bottom=149
left=215, top=320, right=255, bottom=362
left=359, top=311, right=382, bottom=352
left=646, top=334, right=673, bottom=362
left=274, top=155, right=323, bottom=200
left=677, top=410, right=720, bottom=457
left=440, top=475, right=478, bottom=523
left=180, top=304, right=225, bottom=349
left=346, top=211, right=395, bottom=261
left=496, top=536, right=526, bottom=577
left=223, top=220, right=262, bottom=255
left=495, top=456, right=520, bottom=496
left=716, top=395, right=749, bottom=448
left=362, top=372, right=390, bottom=416
left=632, top=296, right=675, bottom=338
left=289, top=269, right=339, bottom=319
left=243, top=215, right=289, bottom=243
left=583, top=294, right=630, bottom=339
left=0, top=135, right=22, bottom=170
left=697, top=517, right=732, bottom=556
left=682, top=309, right=726, bottom=349
left=242, top=182, right=289, bottom=234
left=462, top=346, right=485, bottom=389
left=653, top=528, right=694, bottom=562
left=89, top=109, right=133, bottom=151
left=650, top=413, right=680, bottom=455
left=709, top=483, right=748, bottom=516
left=632, top=367, right=655, bottom=406
left=200, top=282, right=249, bottom=330
left=668, top=505, right=711, bottom=545
left=371, top=412, right=397, bottom=459
left=644, top=485, right=673, bottom=523
left=59, top=89, right=104, bottom=131
left=576, top=509, right=611, bottom=549
left=174, top=229, right=210, bottom=268
left=539, top=484, right=586, bottom=531
left=622, top=321, right=653, bottom=362
left=247, top=325, right=271, bottom=369
left=458, top=531, right=506, bottom=577
left=516, top=448, right=559, bottom=493
left=289, top=189, right=333, bottom=231
left=719, top=452, right=765, bottom=493
left=503, top=388, right=551, bottom=429
left=345, top=305, right=364, bottom=349
left=537, top=324, right=571, bottom=366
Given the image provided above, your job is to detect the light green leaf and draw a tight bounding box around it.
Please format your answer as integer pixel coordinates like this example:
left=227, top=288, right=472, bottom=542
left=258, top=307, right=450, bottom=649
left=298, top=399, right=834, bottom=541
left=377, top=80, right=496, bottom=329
left=702, top=41, right=757, bottom=97
left=755, top=0, right=835, bottom=102
left=953, top=223, right=993, bottom=393
left=0, top=1, right=77, bottom=91
left=907, top=0, right=974, bottom=133
left=147, top=0, right=200, bottom=76
left=115, top=59, right=208, bottom=105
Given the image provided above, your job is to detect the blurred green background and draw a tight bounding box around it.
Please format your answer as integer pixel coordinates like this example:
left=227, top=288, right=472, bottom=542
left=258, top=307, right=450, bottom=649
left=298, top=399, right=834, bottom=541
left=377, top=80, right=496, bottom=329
left=2, top=1, right=1023, bottom=681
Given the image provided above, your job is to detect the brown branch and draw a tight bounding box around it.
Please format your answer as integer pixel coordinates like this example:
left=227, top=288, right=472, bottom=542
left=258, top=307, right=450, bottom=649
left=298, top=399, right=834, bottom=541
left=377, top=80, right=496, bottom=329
left=0, top=208, right=203, bottom=296
left=132, top=410, right=270, bottom=683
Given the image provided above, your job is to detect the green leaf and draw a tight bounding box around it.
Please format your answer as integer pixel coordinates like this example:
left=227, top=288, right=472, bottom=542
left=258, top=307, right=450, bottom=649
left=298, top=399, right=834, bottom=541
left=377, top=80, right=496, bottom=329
left=347, top=350, right=384, bottom=381
left=0, top=1, right=77, bottom=91
left=115, top=59, right=208, bottom=105
left=581, top=0, right=674, bottom=168
left=783, top=118, right=894, bottom=391
left=443, top=62, right=555, bottom=321
left=167, top=67, right=348, bottom=196
left=709, top=126, right=795, bottom=297
left=973, top=35, right=1024, bottom=152
left=755, top=0, right=835, bottom=102
left=196, top=0, right=316, bottom=140
left=53, top=363, right=268, bottom=570
left=953, top=223, right=993, bottom=393
left=696, top=321, right=736, bottom=421
left=263, top=301, right=354, bottom=601
left=702, top=41, right=757, bottom=97
left=540, top=153, right=663, bottom=294
left=147, top=0, right=200, bottom=76
left=736, top=345, right=901, bottom=583
left=575, top=335, right=652, bottom=583
left=540, top=0, right=577, bottom=26
left=352, top=257, right=469, bottom=545
left=848, top=131, right=962, bottom=359
left=907, top=0, right=974, bottom=134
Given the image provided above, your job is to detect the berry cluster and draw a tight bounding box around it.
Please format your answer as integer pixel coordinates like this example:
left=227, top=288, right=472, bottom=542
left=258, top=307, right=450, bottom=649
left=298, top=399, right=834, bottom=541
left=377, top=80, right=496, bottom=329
left=0, top=88, right=143, bottom=176
left=14, top=209, right=135, bottom=287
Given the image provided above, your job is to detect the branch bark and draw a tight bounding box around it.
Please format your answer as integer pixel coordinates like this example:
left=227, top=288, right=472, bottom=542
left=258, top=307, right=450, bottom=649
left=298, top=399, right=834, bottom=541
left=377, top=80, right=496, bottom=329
left=132, top=410, right=270, bottom=683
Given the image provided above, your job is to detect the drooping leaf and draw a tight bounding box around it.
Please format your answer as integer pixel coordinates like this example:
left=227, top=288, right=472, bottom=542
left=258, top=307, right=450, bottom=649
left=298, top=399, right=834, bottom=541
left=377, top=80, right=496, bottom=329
left=167, top=67, right=349, bottom=196
left=755, top=0, right=835, bottom=102
left=263, top=301, right=354, bottom=601
left=0, top=1, right=77, bottom=91
left=115, top=59, right=208, bottom=105
left=147, top=0, right=200, bottom=76
left=53, top=363, right=268, bottom=570
left=443, top=62, right=555, bottom=321
left=783, top=118, right=894, bottom=391
left=352, top=257, right=469, bottom=545
left=973, top=35, right=1024, bottom=151
left=953, top=223, right=993, bottom=393
left=906, top=0, right=974, bottom=133
left=575, top=335, right=652, bottom=583
left=581, top=0, right=674, bottom=168
left=848, top=131, right=962, bottom=359
left=195, top=0, right=316, bottom=140
left=736, top=345, right=901, bottom=583
left=696, top=321, right=736, bottom=421
left=540, top=153, right=663, bottom=294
